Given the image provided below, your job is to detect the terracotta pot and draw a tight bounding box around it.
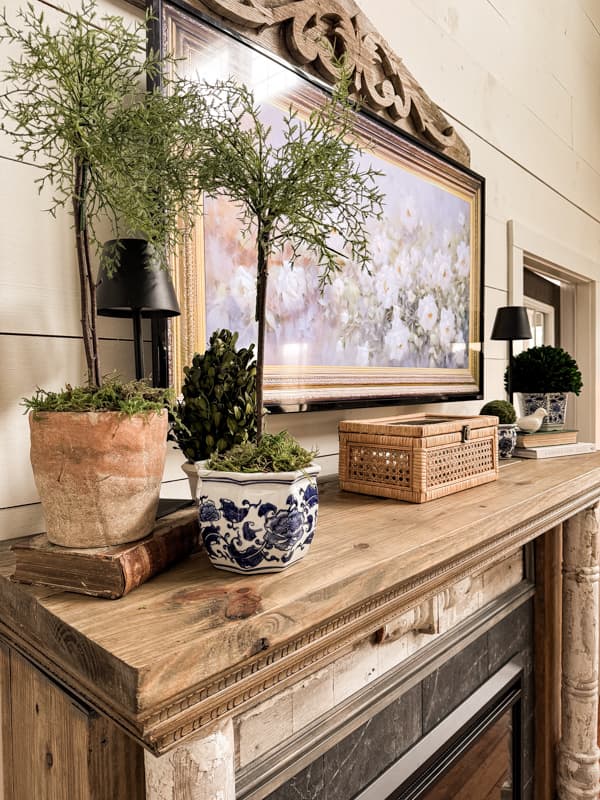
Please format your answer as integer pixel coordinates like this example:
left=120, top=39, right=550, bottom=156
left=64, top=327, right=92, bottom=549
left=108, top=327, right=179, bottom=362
left=29, top=411, right=168, bottom=547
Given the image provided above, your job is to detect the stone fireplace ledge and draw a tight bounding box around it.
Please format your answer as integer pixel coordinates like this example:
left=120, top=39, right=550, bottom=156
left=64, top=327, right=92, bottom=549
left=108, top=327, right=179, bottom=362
left=1, top=454, right=600, bottom=762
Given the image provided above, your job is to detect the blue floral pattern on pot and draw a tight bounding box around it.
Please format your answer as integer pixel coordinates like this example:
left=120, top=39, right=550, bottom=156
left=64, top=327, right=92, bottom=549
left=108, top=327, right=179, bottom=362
left=197, top=465, right=321, bottom=574
left=498, top=424, right=517, bottom=459
left=519, top=392, right=568, bottom=431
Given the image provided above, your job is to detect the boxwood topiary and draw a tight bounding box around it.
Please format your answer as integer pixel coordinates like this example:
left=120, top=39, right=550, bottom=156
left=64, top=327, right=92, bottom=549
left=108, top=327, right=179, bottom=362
left=506, top=345, right=583, bottom=395
left=170, top=329, right=257, bottom=462
left=480, top=400, right=516, bottom=424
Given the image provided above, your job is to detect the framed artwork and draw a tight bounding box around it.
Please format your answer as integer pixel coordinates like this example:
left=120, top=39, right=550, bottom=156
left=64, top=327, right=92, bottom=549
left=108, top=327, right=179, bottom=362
left=159, top=2, right=484, bottom=409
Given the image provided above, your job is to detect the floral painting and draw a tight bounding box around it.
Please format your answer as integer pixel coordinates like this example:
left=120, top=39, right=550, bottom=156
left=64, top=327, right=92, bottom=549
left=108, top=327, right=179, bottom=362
left=164, top=8, right=484, bottom=406
left=204, top=122, right=472, bottom=371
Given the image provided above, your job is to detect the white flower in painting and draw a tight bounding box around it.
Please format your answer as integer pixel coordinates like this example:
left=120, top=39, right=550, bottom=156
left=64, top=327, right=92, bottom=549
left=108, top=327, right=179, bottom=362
left=439, top=307, right=456, bottom=347
left=409, top=245, right=422, bottom=269
left=417, top=294, right=438, bottom=331
left=458, top=210, right=466, bottom=228
left=230, top=266, right=256, bottom=322
left=434, top=250, right=453, bottom=290
left=376, top=264, right=399, bottom=307
left=355, top=344, right=370, bottom=366
left=325, top=276, right=348, bottom=305
left=385, top=315, right=410, bottom=362
left=422, top=255, right=436, bottom=285
left=441, top=227, right=453, bottom=250
left=455, top=240, right=471, bottom=277
left=273, top=263, right=307, bottom=315
left=370, top=229, right=388, bottom=262
left=398, top=195, right=418, bottom=233
left=406, top=289, right=416, bottom=304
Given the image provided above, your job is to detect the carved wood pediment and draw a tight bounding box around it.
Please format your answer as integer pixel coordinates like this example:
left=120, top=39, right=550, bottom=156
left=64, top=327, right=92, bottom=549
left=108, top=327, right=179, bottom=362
left=183, top=0, right=469, bottom=165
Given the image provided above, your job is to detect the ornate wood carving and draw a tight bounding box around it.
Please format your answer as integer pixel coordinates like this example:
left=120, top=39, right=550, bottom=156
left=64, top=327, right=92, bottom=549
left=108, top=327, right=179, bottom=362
left=186, top=0, right=469, bottom=165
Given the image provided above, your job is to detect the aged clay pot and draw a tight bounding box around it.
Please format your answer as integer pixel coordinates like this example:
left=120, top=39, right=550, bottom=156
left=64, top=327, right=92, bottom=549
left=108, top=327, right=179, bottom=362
left=29, top=411, right=168, bottom=547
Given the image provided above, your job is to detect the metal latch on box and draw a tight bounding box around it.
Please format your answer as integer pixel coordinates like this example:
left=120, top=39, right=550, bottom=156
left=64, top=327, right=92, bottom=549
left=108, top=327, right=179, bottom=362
left=461, top=425, right=471, bottom=442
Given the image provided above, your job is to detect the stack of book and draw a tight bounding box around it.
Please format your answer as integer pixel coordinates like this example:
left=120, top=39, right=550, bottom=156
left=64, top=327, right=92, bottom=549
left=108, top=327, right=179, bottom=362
left=513, top=429, right=596, bottom=459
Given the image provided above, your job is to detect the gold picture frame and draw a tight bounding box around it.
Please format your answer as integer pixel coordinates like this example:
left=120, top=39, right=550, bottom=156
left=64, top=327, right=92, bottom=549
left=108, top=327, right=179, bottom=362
left=161, top=3, right=484, bottom=409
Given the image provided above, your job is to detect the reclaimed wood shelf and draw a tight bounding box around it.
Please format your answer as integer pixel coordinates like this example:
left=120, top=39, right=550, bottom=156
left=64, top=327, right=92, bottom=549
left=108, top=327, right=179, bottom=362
left=2, top=454, right=600, bottom=799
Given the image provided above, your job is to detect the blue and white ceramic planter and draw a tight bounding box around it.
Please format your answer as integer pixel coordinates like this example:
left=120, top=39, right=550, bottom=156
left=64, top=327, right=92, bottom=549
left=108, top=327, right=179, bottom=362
left=519, top=392, right=568, bottom=431
left=498, top=424, right=517, bottom=459
left=197, top=464, right=321, bottom=574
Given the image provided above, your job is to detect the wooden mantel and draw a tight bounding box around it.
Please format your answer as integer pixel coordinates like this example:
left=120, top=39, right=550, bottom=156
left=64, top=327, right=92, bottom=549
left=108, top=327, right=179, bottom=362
left=2, top=455, right=600, bottom=798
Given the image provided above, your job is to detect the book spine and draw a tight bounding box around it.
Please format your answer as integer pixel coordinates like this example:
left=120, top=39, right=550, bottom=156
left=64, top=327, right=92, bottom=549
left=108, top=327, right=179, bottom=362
left=118, top=517, right=201, bottom=596
left=514, top=443, right=595, bottom=459
left=12, top=556, right=124, bottom=599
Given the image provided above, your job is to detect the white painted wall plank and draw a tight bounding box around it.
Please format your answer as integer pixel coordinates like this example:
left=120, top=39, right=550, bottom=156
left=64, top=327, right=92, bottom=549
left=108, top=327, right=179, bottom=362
left=0, top=0, right=599, bottom=538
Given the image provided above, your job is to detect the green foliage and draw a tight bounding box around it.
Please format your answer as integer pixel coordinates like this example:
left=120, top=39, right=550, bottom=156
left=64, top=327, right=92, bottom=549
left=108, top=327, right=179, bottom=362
left=507, top=345, right=583, bottom=395
left=206, top=431, right=317, bottom=473
left=0, top=1, right=207, bottom=385
left=170, top=330, right=257, bottom=462
left=480, top=400, right=516, bottom=424
left=0, top=1, right=200, bottom=266
left=185, top=75, right=385, bottom=290
left=23, top=376, right=174, bottom=415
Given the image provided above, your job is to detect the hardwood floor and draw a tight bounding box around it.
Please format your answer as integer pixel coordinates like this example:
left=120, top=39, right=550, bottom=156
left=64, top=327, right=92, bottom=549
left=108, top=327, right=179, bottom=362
left=422, top=710, right=512, bottom=800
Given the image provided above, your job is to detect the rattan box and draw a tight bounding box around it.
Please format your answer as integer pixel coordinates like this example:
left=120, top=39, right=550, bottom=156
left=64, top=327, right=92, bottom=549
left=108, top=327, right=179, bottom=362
left=338, top=414, right=499, bottom=503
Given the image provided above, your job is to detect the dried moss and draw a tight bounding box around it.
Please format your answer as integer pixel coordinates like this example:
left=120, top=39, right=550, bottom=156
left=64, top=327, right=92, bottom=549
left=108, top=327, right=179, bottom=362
left=23, top=376, right=174, bottom=416
left=206, top=431, right=317, bottom=473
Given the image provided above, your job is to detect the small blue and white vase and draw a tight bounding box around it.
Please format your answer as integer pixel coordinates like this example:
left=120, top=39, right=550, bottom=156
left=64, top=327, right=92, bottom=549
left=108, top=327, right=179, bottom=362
left=498, top=424, right=517, bottom=459
left=519, top=392, right=568, bottom=431
left=196, top=464, right=321, bottom=574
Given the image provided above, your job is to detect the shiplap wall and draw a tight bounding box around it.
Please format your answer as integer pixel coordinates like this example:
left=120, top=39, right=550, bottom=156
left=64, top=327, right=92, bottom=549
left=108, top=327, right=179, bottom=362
left=1, top=0, right=599, bottom=539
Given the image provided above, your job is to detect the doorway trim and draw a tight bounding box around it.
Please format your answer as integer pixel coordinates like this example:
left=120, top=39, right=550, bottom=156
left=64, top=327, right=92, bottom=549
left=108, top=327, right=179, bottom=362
left=508, top=220, right=598, bottom=443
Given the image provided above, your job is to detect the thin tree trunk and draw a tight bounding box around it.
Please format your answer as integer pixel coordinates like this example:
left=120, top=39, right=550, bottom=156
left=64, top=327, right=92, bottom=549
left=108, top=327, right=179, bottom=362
left=82, top=209, right=100, bottom=386
left=73, top=157, right=100, bottom=386
left=255, top=230, right=269, bottom=440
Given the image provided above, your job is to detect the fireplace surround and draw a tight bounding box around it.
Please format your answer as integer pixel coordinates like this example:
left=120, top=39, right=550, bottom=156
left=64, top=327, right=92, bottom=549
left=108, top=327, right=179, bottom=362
left=243, top=591, right=533, bottom=800
left=2, top=456, right=600, bottom=799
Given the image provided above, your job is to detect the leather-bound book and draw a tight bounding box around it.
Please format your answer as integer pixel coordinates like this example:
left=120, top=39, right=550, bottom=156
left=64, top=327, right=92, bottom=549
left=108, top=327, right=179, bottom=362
left=11, top=506, right=199, bottom=599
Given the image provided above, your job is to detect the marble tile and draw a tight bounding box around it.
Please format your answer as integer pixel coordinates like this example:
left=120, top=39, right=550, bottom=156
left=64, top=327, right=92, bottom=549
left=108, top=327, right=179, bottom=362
left=421, top=634, right=489, bottom=734
left=487, top=601, right=533, bottom=673
left=322, top=684, right=422, bottom=800
left=265, top=755, right=326, bottom=800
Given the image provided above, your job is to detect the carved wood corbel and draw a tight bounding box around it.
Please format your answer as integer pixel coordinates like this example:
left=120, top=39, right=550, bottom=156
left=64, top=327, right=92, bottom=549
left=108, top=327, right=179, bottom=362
left=188, top=0, right=469, bottom=165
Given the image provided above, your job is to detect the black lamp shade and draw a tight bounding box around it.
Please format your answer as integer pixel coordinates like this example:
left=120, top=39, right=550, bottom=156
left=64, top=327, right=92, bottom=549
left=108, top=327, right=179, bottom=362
left=96, top=239, right=180, bottom=318
left=491, top=306, right=532, bottom=341
left=96, top=239, right=180, bottom=384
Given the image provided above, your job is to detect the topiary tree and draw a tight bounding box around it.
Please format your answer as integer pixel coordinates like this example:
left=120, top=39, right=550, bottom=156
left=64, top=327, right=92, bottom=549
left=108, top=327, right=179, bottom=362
left=507, top=345, right=583, bottom=395
left=170, top=330, right=257, bottom=462
left=183, top=72, right=385, bottom=438
left=0, top=1, right=206, bottom=387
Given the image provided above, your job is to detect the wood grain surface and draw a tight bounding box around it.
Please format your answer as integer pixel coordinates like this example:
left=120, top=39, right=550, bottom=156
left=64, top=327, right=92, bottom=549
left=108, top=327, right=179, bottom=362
left=8, top=650, right=145, bottom=800
left=1, top=455, right=600, bottom=754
